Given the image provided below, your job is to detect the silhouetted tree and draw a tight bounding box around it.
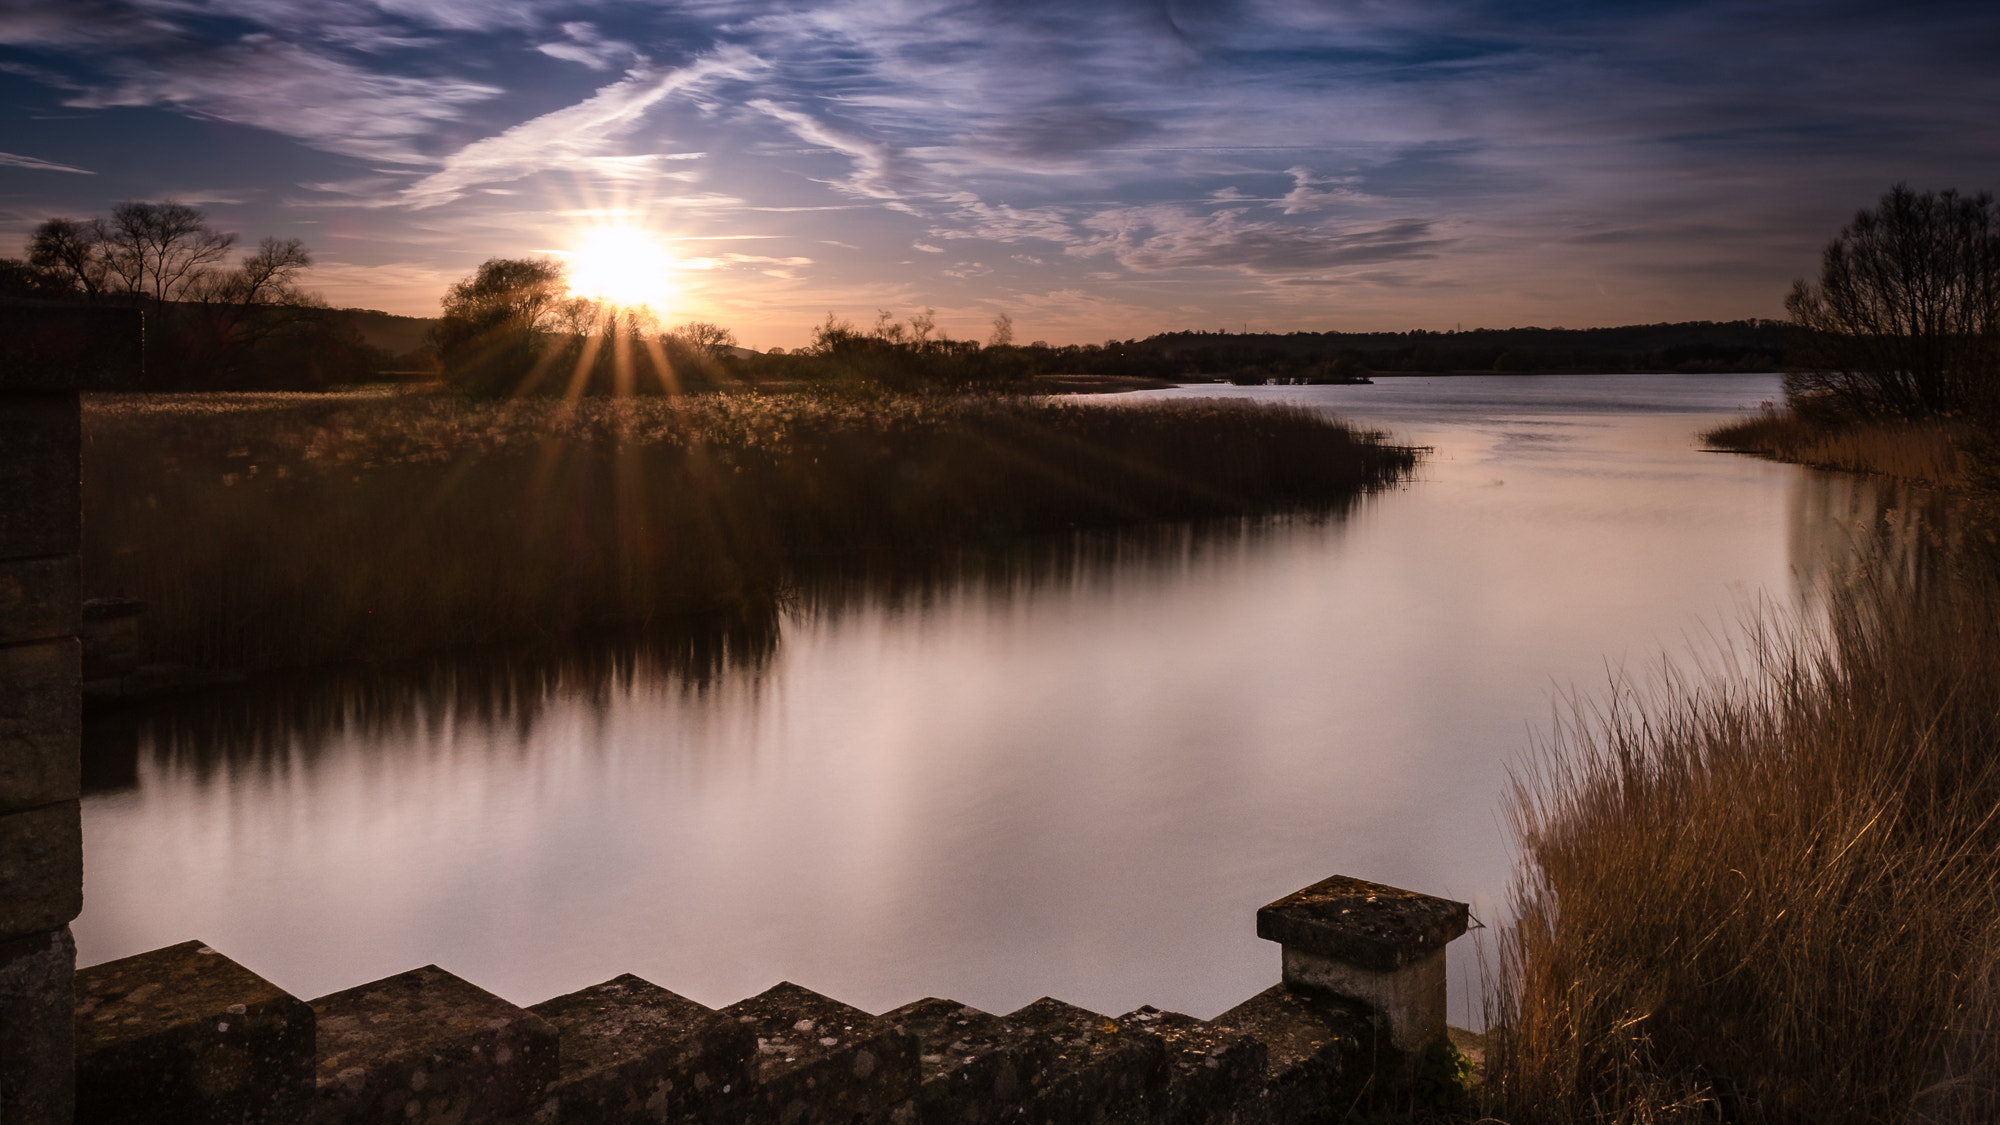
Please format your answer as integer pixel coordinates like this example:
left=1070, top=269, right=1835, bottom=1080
left=1785, top=185, right=2000, bottom=418
left=670, top=321, right=737, bottom=359
left=105, top=201, right=237, bottom=303
left=27, top=216, right=112, bottom=299
left=432, top=258, right=572, bottom=395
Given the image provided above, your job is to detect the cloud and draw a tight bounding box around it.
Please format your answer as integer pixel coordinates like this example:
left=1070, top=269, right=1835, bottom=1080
left=402, top=49, right=761, bottom=208
left=1077, top=205, right=1446, bottom=274
left=1276, top=167, right=1361, bottom=215
left=536, top=22, right=638, bottom=71
left=748, top=99, right=915, bottom=205
left=64, top=34, right=500, bottom=163
left=0, top=151, right=92, bottom=174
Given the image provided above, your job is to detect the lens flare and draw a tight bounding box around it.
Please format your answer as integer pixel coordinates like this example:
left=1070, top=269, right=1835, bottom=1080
left=566, top=226, right=676, bottom=314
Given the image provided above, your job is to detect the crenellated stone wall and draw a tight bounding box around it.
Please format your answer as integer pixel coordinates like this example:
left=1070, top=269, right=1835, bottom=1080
left=71, top=871, right=1465, bottom=1125
left=2, top=303, right=1472, bottom=1123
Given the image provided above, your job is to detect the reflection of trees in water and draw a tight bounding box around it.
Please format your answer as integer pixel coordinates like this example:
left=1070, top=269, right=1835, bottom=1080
left=1787, top=467, right=1959, bottom=612
left=86, top=506, right=1366, bottom=795
left=83, top=605, right=782, bottom=794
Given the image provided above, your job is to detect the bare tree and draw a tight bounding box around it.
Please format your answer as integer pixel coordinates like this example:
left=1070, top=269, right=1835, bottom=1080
left=908, top=306, right=937, bottom=348
left=988, top=312, right=1014, bottom=348
left=1785, top=185, right=2000, bottom=417
left=27, top=217, right=111, bottom=299
left=672, top=321, right=738, bottom=358
left=105, top=201, right=237, bottom=303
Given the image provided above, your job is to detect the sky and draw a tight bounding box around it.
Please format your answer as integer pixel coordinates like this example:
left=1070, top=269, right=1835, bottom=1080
left=2, top=1, right=1997, bottom=348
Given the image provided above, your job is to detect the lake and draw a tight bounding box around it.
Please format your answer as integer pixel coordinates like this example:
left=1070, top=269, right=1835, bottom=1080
left=75, top=372, right=1882, bottom=1028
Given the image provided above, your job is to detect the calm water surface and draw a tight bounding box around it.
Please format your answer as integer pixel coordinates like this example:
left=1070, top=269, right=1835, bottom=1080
left=80, top=373, right=1873, bottom=1027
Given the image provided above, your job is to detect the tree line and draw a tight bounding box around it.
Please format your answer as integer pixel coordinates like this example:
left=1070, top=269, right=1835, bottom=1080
left=433, top=256, right=1049, bottom=396
left=1, top=201, right=385, bottom=390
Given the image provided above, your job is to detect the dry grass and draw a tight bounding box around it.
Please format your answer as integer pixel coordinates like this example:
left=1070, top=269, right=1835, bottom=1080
left=82, top=388, right=1415, bottom=672
left=1703, top=406, right=1966, bottom=487
left=1483, top=539, right=2000, bottom=1124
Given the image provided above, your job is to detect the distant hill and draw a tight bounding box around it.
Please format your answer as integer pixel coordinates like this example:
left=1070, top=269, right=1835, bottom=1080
left=336, top=308, right=436, bottom=358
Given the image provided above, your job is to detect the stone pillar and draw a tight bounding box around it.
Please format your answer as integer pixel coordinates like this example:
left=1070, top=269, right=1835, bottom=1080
left=0, top=303, right=140, bottom=1124
left=1255, top=874, right=1469, bottom=1063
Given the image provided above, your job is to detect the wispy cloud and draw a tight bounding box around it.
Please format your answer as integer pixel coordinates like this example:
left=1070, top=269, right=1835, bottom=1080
left=403, top=49, right=761, bottom=208
left=536, top=22, right=638, bottom=71
left=0, top=150, right=92, bottom=173
left=65, top=35, right=500, bottom=163
left=1077, top=205, right=1446, bottom=274
left=749, top=98, right=916, bottom=205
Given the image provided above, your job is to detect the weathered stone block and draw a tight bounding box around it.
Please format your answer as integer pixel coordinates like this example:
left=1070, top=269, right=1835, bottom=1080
left=880, top=997, right=1054, bottom=1124
left=74, top=939, right=314, bottom=1125
left=0, top=926, right=75, bottom=1125
left=1255, top=875, right=1467, bottom=1060
left=0, top=555, right=77, bottom=645
left=1003, top=997, right=1167, bottom=1124
left=527, top=973, right=756, bottom=1124
left=1117, top=1006, right=1268, bottom=1125
left=1211, top=984, right=1381, bottom=1123
left=716, top=981, right=920, bottom=1124
left=0, top=392, right=81, bottom=561
left=0, top=304, right=143, bottom=392
left=0, top=638, right=81, bottom=815
left=310, top=964, right=558, bottom=1125
left=0, top=801, right=82, bottom=940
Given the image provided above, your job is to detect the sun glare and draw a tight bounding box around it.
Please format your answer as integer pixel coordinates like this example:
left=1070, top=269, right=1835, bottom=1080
left=566, top=226, right=676, bottom=314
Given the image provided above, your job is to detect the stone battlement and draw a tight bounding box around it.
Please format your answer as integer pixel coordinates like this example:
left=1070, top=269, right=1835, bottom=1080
left=72, top=871, right=1464, bottom=1124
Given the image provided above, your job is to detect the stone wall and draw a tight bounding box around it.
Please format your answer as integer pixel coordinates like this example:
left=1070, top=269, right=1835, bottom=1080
left=1, top=303, right=142, bottom=1125
left=72, top=871, right=1465, bottom=1124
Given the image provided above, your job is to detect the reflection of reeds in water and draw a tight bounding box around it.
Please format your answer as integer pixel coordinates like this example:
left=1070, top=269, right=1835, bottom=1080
left=84, top=512, right=1363, bottom=793
left=83, top=605, right=782, bottom=794
left=84, top=390, right=1416, bottom=674
left=1705, top=406, right=1964, bottom=487
left=1484, top=507, right=2000, bottom=1124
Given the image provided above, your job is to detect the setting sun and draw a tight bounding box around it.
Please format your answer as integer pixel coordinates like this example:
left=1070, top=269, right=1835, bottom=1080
left=565, top=225, right=676, bottom=314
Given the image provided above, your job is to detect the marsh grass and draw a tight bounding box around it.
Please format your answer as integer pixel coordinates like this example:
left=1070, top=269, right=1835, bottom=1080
left=83, top=389, right=1415, bottom=672
left=1703, top=406, right=1965, bottom=487
left=1483, top=549, right=2000, bottom=1124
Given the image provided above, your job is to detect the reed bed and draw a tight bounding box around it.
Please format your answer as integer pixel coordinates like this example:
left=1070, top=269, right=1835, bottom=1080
left=1703, top=407, right=1965, bottom=487
left=83, top=389, right=1415, bottom=672
left=1483, top=548, right=2000, bottom=1124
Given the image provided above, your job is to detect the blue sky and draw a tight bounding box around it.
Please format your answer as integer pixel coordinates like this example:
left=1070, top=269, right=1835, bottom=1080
left=3, top=0, right=1996, bottom=347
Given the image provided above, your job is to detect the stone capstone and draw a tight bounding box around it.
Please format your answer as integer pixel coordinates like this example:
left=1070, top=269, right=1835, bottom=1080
left=309, top=964, right=558, bottom=1125
left=879, top=997, right=1055, bottom=1124
left=1003, top=997, right=1168, bottom=1124
left=718, top=981, right=920, bottom=1124
left=1254, top=875, right=1469, bottom=974
left=528, top=972, right=756, bottom=1124
left=74, top=940, right=314, bottom=1125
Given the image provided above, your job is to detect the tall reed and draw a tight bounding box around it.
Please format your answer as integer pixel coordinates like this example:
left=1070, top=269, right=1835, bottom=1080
left=83, top=389, right=1415, bottom=673
left=1484, top=539, right=2000, bottom=1123
left=1703, top=406, right=1964, bottom=487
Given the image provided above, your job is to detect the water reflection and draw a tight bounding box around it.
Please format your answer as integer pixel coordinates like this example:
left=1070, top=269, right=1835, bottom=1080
left=86, top=607, right=783, bottom=794
left=82, top=374, right=1859, bottom=1028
